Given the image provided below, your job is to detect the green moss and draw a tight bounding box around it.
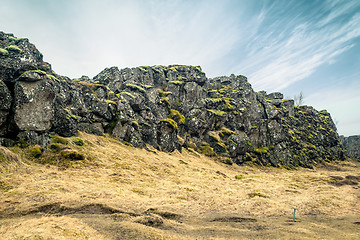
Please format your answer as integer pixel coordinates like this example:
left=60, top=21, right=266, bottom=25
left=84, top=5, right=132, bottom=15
left=220, top=127, right=235, bottom=137
left=228, top=139, right=237, bottom=146
left=203, top=98, right=223, bottom=104
left=48, top=143, right=61, bottom=152
left=117, top=91, right=135, bottom=99
left=167, top=109, right=185, bottom=125
left=208, top=131, right=221, bottom=142
left=223, top=97, right=234, bottom=109
left=29, top=145, right=43, bottom=158
left=157, top=88, right=172, bottom=97
left=198, top=145, right=216, bottom=157
left=70, top=136, right=84, bottom=146
left=138, top=66, right=148, bottom=72
left=5, top=45, right=22, bottom=53
left=169, top=66, right=178, bottom=72
left=177, top=76, right=187, bottom=81
left=105, top=99, right=117, bottom=105
left=169, top=80, right=183, bottom=86
left=46, top=74, right=58, bottom=81
left=254, top=147, right=269, bottom=154
left=126, top=83, right=145, bottom=93
left=61, top=151, right=85, bottom=160
left=14, top=140, right=27, bottom=148
left=160, top=96, right=170, bottom=105
left=160, top=118, right=178, bottom=131
left=20, top=70, right=47, bottom=78
left=131, top=119, right=140, bottom=129
left=52, top=135, right=68, bottom=145
left=64, top=108, right=77, bottom=120
left=219, top=85, right=240, bottom=94
left=235, top=174, right=244, bottom=180
left=0, top=48, right=9, bottom=56
left=207, top=109, right=226, bottom=116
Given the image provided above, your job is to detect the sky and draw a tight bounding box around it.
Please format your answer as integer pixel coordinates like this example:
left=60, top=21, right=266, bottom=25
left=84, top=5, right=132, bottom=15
left=1, top=0, right=359, bottom=136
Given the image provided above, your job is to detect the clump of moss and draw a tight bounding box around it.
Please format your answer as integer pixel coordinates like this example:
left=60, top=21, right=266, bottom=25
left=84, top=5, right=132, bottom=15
left=48, top=143, right=61, bottom=152
left=70, top=136, right=84, bottom=146
left=0, top=48, right=9, bottom=56
left=254, top=147, right=269, bottom=154
left=168, top=109, right=185, bottom=125
left=14, top=140, right=27, bottom=148
left=220, top=127, right=235, bottom=137
left=198, top=145, right=216, bottom=157
left=235, top=174, right=244, bottom=180
left=29, top=145, right=43, bottom=158
left=157, top=88, right=172, bottom=97
left=5, top=45, right=22, bottom=53
left=52, top=135, right=68, bottom=145
left=160, top=118, right=178, bottom=131
left=117, top=91, right=135, bottom=99
left=207, top=109, right=226, bottom=116
left=169, top=80, right=183, bottom=86
left=61, top=151, right=85, bottom=160
left=126, top=83, right=145, bottom=93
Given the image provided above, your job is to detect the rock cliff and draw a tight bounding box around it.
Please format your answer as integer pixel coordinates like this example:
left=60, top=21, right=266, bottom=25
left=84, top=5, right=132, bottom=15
left=341, top=135, right=360, bottom=161
left=0, top=31, right=346, bottom=167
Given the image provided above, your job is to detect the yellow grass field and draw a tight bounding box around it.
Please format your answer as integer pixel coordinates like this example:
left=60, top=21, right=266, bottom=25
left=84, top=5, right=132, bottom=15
left=0, top=132, right=359, bottom=239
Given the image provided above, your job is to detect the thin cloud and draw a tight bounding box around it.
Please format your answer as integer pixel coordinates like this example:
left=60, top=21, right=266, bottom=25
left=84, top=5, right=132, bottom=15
left=230, top=1, right=360, bottom=92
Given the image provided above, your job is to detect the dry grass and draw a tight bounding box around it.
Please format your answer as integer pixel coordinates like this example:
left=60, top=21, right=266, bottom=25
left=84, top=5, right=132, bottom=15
left=0, top=132, right=359, bottom=239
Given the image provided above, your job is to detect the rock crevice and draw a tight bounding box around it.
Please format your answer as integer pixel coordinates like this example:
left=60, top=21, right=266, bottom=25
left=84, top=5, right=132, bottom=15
left=0, top=31, right=346, bottom=167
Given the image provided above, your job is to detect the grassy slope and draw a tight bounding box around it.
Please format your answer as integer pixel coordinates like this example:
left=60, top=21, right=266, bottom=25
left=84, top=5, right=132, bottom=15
left=0, top=132, right=359, bottom=239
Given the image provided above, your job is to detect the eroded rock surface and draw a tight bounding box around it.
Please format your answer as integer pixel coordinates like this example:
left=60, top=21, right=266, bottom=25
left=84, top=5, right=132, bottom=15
left=0, top=31, right=346, bottom=167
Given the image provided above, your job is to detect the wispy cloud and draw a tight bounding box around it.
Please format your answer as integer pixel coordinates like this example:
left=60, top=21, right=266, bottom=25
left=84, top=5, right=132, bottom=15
left=229, top=0, right=360, bottom=92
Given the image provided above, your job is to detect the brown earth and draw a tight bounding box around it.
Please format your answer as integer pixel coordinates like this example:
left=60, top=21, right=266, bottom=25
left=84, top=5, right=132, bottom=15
left=0, top=132, right=359, bottom=239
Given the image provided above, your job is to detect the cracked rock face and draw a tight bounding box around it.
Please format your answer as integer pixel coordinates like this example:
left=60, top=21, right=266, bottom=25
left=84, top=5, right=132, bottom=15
left=341, top=135, right=360, bottom=161
left=0, top=31, right=346, bottom=167
left=14, top=79, right=55, bottom=131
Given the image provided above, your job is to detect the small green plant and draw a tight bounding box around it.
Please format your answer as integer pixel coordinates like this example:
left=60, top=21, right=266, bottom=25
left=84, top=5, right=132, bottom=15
left=29, top=145, right=43, bottom=158
left=14, top=140, right=27, bottom=148
left=117, top=91, right=135, bottom=99
left=70, top=136, right=84, bottom=146
left=207, top=109, right=226, bottom=116
left=0, top=48, right=9, bottom=56
left=198, top=145, right=216, bottom=157
left=61, top=151, right=85, bottom=160
left=167, top=109, right=185, bottom=125
left=52, top=135, right=68, bottom=145
left=254, top=147, right=269, bottom=154
left=5, top=45, right=22, bottom=53
left=48, top=143, right=61, bottom=152
left=235, top=174, right=244, bottom=180
left=126, top=83, right=145, bottom=93
left=169, top=80, right=183, bottom=86
left=160, top=118, right=178, bottom=131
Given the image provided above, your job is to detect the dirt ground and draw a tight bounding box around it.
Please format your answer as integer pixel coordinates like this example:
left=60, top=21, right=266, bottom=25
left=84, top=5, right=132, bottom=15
left=0, top=132, right=359, bottom=239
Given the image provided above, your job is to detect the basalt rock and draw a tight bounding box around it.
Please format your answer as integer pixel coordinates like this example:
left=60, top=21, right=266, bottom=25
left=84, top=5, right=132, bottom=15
left=341, top=135, right=360, bottom=161
left=0, top=31, right=346, bottom=167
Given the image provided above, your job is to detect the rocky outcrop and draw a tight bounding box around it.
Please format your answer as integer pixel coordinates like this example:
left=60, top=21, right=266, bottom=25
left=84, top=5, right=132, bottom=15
left=0, top=31, right=346, bottom=167
left=341, top=135, right=360, bottom=161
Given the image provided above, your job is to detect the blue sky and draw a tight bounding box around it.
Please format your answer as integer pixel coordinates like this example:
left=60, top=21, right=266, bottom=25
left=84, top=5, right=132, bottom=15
left=1, top=0, right=359, bottom=136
